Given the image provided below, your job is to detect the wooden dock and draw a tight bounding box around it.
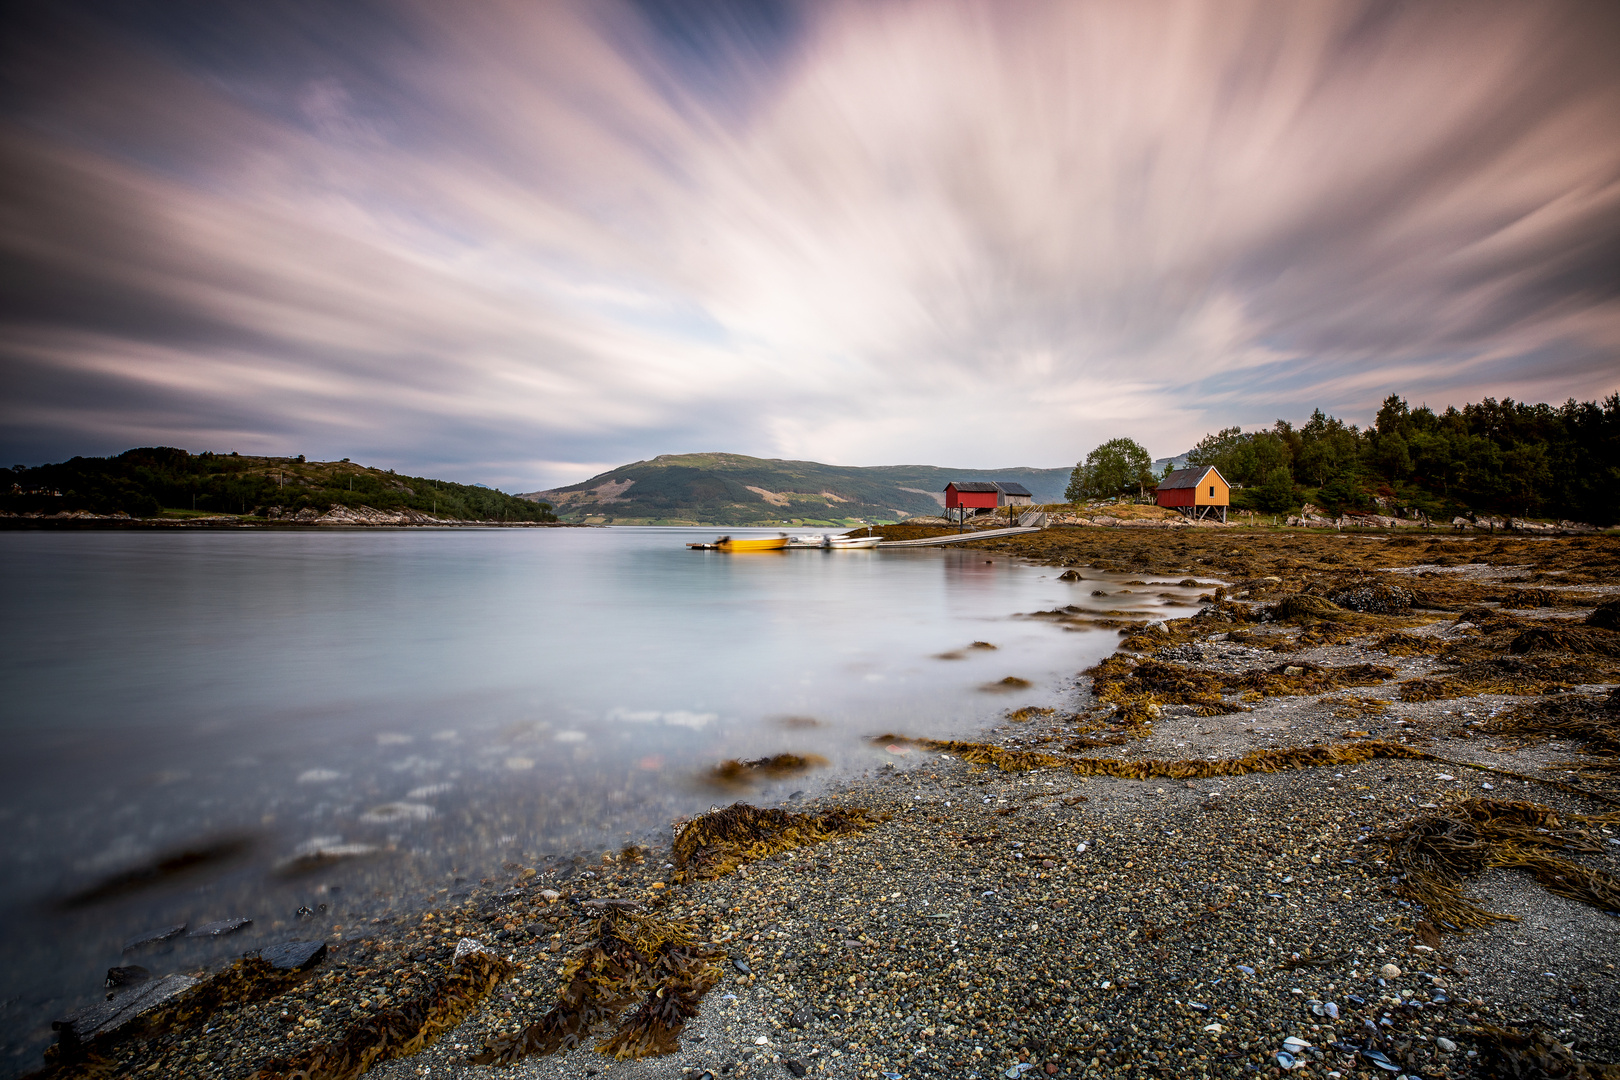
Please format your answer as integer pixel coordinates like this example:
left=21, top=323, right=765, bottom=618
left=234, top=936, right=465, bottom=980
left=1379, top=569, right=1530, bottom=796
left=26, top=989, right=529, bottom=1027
left=877, top=526, right=1042, bottom=548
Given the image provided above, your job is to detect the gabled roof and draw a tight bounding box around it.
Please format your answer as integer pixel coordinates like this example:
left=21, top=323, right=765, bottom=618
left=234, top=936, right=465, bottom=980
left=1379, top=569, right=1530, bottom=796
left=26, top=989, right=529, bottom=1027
left=946, top=481, right=1001, bottom=492
left=994, top=482, right=1032, bottom=497
left=1158, top=465, right=1227, bottom=490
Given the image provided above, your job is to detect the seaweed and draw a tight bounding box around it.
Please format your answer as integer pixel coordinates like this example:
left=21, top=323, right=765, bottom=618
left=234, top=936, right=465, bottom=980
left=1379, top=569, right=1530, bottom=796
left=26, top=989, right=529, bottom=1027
left=1269, top=593, right=1347, bottom=622
left=1470, top=1026, right=1620, bottom=1079
left=1378, top=799, right=1620, bottom=933
left=1373, top=631, right=1448, bottom=657
left=1397, top=657, right=1590, bottom=702
left=1484, top=693, right=1620, bottom=754
left=256, top=947, right=518, bottom=1080
left=879, top=735, right=1431, bottom=780
left=1509, top=626, right=1620, bottom=657
left=670, top=802, right=886, bottom=883
left=703, top=754, right=829, bottom=789
left=1589, top=599, right=1620, bottom=631
left=1085, top=654, right=1392, bottom=719
left=470, top=908, right=719, bottom=1065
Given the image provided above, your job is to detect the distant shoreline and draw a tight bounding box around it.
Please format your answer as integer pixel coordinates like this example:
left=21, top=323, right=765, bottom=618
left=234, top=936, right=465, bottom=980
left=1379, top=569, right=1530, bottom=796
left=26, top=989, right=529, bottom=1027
left=0, top=514, right=592, bottom=530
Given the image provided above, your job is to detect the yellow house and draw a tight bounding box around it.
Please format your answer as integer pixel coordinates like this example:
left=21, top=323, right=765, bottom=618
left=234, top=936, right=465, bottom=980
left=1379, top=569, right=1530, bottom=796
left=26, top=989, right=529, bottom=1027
left=1155, top=465, right=1230, bottom=522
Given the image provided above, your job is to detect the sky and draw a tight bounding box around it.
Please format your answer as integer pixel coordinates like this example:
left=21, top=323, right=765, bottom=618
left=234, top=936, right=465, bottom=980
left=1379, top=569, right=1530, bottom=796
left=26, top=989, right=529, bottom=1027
left=1, top=0, right=1617, bottom=491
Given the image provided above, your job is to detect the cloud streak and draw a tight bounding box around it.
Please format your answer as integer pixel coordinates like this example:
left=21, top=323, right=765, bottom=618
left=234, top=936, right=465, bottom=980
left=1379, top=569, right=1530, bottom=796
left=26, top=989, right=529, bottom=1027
left=1, top=0, right=1616, bottom=486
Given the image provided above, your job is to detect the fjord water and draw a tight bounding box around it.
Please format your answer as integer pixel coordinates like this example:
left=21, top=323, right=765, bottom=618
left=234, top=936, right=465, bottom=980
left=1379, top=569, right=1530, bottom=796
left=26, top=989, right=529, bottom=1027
left=0, top=527, right=1204, bottom=1071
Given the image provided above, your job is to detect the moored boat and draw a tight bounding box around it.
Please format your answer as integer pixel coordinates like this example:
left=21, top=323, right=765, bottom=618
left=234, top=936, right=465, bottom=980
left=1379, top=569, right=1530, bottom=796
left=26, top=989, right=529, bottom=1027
left=826, top=535, right=881, bottom=549
left=716, top=534, right=789, bottom=552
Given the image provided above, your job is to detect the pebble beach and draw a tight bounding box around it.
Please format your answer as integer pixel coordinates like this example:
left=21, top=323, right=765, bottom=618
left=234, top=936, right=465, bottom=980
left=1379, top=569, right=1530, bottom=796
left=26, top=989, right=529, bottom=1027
left=27, top=526, right=1620, bottom=1080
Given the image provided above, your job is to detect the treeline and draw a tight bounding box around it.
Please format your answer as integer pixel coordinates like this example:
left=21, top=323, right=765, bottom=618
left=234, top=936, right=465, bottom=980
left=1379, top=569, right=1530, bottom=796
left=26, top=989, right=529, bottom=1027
left=1180, top=393, right=1620, bottom=524
left=2, top=447, right=557, bottom=522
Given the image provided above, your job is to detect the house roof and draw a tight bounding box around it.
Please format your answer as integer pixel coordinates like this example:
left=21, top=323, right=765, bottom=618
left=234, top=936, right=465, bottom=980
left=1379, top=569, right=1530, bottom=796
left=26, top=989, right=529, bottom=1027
left=1158, top=465, right=1227, bottom=490
left=945, top=480, right=1034, bottom=496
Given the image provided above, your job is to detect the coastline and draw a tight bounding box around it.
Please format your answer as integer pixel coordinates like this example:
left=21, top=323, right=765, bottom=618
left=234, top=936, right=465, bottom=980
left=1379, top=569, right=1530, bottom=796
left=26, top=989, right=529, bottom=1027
left=22, top=527, right=1620, bottom=1080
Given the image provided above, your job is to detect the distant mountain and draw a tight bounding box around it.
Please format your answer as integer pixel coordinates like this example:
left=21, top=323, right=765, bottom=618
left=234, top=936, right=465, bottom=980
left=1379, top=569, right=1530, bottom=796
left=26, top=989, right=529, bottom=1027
left=1152, top=451, right=1194, bottom=474
left=519, top=453, right=1074, bottom=525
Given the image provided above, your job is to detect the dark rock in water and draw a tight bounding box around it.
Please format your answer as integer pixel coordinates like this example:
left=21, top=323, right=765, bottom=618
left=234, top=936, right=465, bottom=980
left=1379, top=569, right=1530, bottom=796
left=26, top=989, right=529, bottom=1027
left=257, top=940, right=326, bottom=971
left=187, top=917, right=252, bottom=938
left=104, top=966, right=151, bottom=990
left=786, top=1060, right=808, bottom=1077
left=53, top=973, right=197, bottom=1050
left=121, top=924, right=186, bottom=954
left=1058, top=570, right=1083, bottom=581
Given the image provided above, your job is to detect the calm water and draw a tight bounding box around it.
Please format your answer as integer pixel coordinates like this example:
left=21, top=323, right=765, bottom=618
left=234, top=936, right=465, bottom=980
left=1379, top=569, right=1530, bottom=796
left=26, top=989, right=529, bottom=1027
left=0, top=527, right=1207, bottom=1072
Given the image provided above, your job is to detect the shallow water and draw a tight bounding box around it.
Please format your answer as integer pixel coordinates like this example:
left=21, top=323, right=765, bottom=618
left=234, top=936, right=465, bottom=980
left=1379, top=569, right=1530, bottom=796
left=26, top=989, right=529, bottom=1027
left=0, top=526, right=1206, bottom=1073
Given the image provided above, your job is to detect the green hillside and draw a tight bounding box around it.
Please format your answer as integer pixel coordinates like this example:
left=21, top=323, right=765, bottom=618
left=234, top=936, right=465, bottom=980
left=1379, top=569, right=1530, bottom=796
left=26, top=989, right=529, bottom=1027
left=519, top=453, right=1071, bottom=525
left=3, top=447, right=556, bottom=523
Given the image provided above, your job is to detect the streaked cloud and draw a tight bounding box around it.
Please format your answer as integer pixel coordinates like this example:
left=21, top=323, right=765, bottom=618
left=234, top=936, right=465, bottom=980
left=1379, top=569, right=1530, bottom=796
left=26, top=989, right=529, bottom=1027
left=1, top=0, right=1616, bottom=486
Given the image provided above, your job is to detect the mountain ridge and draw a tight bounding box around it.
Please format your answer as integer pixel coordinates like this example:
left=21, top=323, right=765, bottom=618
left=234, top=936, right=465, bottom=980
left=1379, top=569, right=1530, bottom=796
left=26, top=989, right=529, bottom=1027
left=518, top=452, right=1076, bottom=525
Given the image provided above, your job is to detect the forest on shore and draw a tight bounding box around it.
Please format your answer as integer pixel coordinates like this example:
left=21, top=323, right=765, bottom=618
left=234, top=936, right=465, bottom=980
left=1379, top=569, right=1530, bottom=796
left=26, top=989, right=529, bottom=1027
left=2, top=447, right=557, bottom=523
left=1069, top=393, right=1620, bottom=526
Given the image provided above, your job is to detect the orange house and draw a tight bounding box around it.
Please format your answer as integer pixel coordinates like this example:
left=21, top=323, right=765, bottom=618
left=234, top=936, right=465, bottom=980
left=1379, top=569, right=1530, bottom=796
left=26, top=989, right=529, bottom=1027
left=1155, top=465, right=1230, bottom=522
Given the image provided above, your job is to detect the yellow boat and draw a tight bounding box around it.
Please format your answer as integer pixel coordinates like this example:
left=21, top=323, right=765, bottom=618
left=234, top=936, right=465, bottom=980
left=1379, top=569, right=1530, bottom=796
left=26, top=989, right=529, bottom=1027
left=717, top=534, right=788, bottom=552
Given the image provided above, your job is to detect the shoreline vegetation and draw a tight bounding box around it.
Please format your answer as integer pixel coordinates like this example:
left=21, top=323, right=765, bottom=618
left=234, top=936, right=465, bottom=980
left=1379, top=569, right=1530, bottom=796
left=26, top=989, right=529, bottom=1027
left=2, top=448, right=558, bottom=526
left=26, top=526, right=1620, bottom=1080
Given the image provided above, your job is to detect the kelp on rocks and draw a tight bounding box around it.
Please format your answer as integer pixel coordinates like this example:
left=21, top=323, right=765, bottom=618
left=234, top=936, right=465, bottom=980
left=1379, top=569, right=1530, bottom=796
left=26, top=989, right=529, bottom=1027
left=1485, top=692, right=1620, bottom=754
left=256, top=947, right=517, bottom=1080
left=671, top=802, right=886, bottom=883
left=873, top=735, right=1431, bottom=780
left=1377, top=799, right=1620, bottom=933
left=1470, top=1026, right=1620, bottom=1080
left=470, top=908, right=719, bottom=1065
left=1085, top=653, right=1393, bottom=720
left=703, top=753, right=829, bottom=790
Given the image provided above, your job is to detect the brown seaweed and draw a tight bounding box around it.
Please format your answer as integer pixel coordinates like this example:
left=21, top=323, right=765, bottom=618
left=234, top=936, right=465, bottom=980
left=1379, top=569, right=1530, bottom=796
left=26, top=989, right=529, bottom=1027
left=671, top=802, right=886, bottom=883
left=1378, top=799, right=1620, bottom=933
left=470, top=907, right=719, bottom=1065
left=255, top=948, right=517, bottom=1080
left=1470, top=1026, right=1620, bottom=1080
left=702, top=754, right=829, bottom=789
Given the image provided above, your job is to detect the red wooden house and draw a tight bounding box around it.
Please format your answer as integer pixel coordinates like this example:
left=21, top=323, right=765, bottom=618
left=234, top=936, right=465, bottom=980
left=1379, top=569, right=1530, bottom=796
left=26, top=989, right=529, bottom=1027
left=1155, top=465, right=1230, bottom=522
left=944, top=482, right=1002, bottom=512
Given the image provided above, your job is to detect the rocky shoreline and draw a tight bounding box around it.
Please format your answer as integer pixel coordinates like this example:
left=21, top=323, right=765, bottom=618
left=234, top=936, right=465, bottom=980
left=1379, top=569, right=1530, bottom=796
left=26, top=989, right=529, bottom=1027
left=23, top=527, right=1620, bottom=1080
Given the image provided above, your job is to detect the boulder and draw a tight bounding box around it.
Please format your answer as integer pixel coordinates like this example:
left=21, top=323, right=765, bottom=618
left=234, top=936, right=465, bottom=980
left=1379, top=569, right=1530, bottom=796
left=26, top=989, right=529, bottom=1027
left=1328, top=582, right=1415, bottom=614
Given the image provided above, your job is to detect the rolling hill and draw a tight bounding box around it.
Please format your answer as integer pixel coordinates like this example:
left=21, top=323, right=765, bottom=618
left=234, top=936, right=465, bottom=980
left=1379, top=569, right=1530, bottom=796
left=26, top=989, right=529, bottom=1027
left=518, top=453, right=1075, bottom=525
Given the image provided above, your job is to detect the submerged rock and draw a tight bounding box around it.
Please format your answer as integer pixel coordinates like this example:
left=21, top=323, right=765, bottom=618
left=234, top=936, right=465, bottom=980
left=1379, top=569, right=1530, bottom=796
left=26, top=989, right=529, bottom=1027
left=187, top=917, right=252, bottom=938
left=121, top=924, right=185, bottom=954
left=53, top=973, right=197, bottom=1051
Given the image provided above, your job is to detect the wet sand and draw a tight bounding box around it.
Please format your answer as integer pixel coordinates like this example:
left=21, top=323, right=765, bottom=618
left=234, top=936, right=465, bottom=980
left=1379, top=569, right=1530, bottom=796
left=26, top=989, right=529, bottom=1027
left=24, top=527, right=1620, bottom=1080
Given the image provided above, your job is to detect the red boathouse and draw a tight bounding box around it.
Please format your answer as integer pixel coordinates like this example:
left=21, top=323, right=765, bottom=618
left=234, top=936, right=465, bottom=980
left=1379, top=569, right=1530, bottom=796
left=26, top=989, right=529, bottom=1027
left=944, top=482, right=1002, bottom=511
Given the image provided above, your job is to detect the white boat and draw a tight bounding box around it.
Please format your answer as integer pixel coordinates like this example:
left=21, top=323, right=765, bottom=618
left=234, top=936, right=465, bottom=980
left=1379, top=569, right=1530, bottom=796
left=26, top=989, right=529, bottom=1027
left=827, top=534, right=881, bottom=549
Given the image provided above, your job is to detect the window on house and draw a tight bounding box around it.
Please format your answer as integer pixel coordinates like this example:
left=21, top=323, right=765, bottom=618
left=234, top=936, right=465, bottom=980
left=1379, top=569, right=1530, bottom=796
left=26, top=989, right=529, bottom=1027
left=1208, top=486, right=1215, bottom=497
